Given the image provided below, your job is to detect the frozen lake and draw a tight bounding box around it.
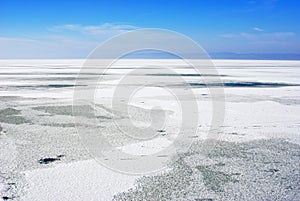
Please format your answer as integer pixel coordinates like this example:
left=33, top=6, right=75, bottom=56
left=0, top=59, right=299, bottom=200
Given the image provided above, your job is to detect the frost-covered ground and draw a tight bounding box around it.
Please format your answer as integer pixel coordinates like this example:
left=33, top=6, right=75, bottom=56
left=0, top=59, right=299, bottom=200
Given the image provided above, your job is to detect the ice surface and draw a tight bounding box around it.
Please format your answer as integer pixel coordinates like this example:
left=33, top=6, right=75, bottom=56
left=0, top=59, right=299, bottom=200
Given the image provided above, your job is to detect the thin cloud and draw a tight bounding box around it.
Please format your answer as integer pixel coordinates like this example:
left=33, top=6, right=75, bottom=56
left=0, top=23, right=140, bottom=59
left=50, top=23, right=139, bottom=35
left=272, top=32, right=295, bottom=37
left=219, top=33, right=238, bottom=38
left=0, top=37, right=37, bottom=43
left=253, top=27, right=264, bottom=32
left=220, top=31, right=296, bottom=40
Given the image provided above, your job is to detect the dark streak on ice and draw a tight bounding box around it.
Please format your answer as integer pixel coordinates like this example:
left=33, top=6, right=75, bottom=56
left=38, top=155, right=65, bottom=164
left=14, top=84, right=85, bottom=89
left=146, top=73, right=227, bottom=77
left=188, top=81, right=299, bottom=88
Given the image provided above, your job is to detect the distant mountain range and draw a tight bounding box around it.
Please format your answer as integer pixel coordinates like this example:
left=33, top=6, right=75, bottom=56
left=209, top=52, right=300, bottom=60
left=123, top=50, right=300, bottom=60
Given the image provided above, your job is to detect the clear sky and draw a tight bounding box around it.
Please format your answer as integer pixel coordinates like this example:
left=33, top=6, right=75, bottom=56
left=0, top=0, right=299, bottom=59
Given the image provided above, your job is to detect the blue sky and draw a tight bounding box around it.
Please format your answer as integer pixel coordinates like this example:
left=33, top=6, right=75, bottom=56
left=0, top=0, right=299, bottom=58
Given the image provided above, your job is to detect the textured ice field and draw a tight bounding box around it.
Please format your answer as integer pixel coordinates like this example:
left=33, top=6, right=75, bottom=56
left=0, top=59, right=299, bottom=200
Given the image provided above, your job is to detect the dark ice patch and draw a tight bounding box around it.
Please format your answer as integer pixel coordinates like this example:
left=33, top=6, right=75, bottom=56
left=38, top=155, right=65, bottom=164
left=195, top=165, right=239, bottom=192
left=188, top=81, right=299, bottom=88
left=33, top=105, right=113, bottom=119
left=146, top=73, right=227, bottom=77
left=14, top=84, right=84, bottom=89
left=0, top=108, right=31, bottom=125
left=113, top=139, right=300, bottom=200
left=41, top=123, right=75, bottom=128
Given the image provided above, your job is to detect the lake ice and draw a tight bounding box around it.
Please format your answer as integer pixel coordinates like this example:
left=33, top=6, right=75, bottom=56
left=0, top=59, right=299, bottom=200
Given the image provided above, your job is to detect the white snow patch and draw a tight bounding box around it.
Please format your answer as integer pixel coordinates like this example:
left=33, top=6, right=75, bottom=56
left=117, top=137, right=173, bottom=155
left=22, top=160, right=138, bottom=201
